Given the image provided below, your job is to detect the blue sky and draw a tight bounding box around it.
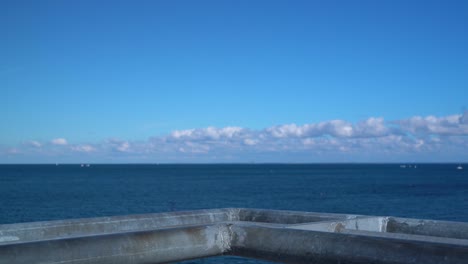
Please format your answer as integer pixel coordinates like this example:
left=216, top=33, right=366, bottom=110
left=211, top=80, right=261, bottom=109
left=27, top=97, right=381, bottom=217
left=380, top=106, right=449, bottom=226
left=1, top=0, right=467, bottom=163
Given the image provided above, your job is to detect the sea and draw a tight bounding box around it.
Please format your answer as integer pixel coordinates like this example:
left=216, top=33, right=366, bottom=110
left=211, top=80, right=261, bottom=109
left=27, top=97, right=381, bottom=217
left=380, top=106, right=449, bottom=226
left=1, top=163, right=467, bottom=263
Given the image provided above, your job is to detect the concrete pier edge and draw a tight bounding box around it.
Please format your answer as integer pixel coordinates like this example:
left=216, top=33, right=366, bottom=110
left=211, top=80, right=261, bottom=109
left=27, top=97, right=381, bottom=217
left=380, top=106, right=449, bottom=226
left=1, top=208, right=468, bottom=264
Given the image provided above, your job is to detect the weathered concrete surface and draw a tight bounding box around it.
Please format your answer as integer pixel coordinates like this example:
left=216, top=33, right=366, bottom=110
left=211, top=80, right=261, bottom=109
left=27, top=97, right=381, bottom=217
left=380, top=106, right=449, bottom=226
left=288, top=216, right=388, bottom=232
left=1, top=208, right=468, bottom=264
left=387, top=217, right=468, bottom=240
left=0, top=208, right=236, bottom=245
left=230, top=224, right=468, bottom=264
left=0, top=224, right=230, bottom=264
left=237, top=208, right=347, bottom=224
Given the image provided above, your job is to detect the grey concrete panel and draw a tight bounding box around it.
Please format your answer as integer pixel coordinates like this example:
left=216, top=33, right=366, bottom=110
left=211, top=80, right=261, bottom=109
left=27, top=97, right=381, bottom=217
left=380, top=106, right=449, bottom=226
left=0, top=224, right=230, bottom=264
left=0, top=208, right=234, bottom=245
left=230, top=224, right=468, bottom=264
left=387, top=217, right=468, bottom=240
left=1, top=209, right=468, bottom=264
left=237, top=208, right=348, bottom=224
left=288, top=217, right=387, bottom=232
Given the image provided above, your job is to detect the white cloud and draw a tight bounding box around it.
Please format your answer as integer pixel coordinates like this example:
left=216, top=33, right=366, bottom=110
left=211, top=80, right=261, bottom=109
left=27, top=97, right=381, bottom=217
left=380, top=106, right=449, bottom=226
left=72, top=145, right=96, bottom=153
left=398, top=114, right=468, bottom=135
left=178, top=142, right=210, bottom=153
left=117, top=142, right=130, bottom=152
left=51, top=138, right=68, bottom=145
left=459, top=111, right=468, bottom=124
left=266, top=118, right=389, bottom=139
left=171, top=129, right=195, bottom=139
left=6, top=112, right=468, bottom=162
left=354, top=117, right=390, bottom=137
left=26, top=141, right=42, bottom=148
left=244, top=138, right=258, bottom=146
left=7, top=148, right=20, bottom=154
left=105, top=139, right=132, bottom=153
left=302, top=138, right=315, bottom=146
left=266, top=123, right=305, bottom=138
left=322, top=120, right=354, bottom=137
left=170, top=126, right=244, bottom=140
left=158, top=114, right=467, bottom=157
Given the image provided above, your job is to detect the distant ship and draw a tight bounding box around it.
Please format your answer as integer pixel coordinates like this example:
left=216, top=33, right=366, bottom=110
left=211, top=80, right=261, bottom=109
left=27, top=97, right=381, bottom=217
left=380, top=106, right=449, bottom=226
left=457, top=165, right=463, bottom=170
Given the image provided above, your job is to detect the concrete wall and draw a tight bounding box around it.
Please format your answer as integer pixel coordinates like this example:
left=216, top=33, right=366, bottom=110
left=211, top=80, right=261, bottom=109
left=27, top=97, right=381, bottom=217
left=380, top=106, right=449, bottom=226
left=1, top=208, right=468, bottom=264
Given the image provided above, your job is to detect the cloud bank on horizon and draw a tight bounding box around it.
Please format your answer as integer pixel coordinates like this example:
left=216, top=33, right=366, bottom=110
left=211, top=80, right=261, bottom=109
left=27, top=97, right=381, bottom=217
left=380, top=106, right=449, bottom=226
left=2, top=112, right=468, bottom=163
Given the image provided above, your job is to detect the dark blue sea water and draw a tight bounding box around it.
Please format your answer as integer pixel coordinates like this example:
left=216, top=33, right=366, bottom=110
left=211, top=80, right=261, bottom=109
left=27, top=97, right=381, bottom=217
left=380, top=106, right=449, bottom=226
left=1, top=164, right=467, bottom=263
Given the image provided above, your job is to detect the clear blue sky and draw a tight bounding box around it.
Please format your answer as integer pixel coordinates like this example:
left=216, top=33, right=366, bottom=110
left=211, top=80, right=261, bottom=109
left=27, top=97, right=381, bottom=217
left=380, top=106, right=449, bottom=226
left=1, top=0, right=467, bottom=163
